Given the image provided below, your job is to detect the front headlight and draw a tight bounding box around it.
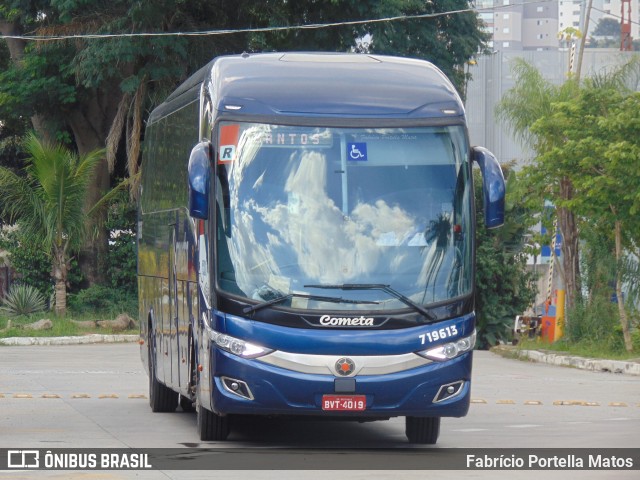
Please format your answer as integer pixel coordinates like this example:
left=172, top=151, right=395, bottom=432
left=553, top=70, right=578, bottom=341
left=207, top=329, right=273, bottom=359
left=417, top=330, right=476, bottom=361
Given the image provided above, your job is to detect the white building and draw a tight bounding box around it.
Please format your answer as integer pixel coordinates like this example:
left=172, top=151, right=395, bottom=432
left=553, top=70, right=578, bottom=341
left=475, top=0, right=639, bottom=51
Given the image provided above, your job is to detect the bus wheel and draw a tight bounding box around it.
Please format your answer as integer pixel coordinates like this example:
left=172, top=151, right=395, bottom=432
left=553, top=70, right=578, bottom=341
left=180, top=395, right=195, bottom=412
left=148, top=331, right=178, bottom=412
left=197, top=402, right=230, bottom=441
left=405, top=416, right=440, bottom=444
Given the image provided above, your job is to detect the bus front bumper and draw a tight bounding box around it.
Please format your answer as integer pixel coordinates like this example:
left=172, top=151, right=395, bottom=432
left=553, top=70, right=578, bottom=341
left=209, top=348, right=472, bottom=418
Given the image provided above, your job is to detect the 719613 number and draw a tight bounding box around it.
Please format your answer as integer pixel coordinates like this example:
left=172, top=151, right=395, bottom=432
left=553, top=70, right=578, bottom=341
left=419, top=325, right=458, bottom=344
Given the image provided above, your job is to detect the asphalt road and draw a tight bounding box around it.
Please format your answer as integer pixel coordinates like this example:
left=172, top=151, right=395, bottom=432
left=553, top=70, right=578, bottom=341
left=0, top=343, right=638, bottom=479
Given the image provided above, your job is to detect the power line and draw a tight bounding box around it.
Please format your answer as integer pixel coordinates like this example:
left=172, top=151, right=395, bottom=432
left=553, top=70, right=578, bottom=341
left=591, top=6, right=640, bottom=29
left=0, top=1, right=556, bottom=42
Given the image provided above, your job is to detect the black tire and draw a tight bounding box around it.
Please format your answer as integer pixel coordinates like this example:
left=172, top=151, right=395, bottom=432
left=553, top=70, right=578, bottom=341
left=180, top=395, right=195, bottom=412
left=148, top=330, right=178, bottom=413
left=179, top=333, right=197, bottom=413
left=197, top=402, right=230, bottom=441
left=405, top=416, right=440, bottom=444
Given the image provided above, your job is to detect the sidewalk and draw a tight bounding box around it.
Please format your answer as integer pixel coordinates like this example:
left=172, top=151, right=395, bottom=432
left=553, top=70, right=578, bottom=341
left=0, top=334, right=139, bottom=346
left=491, top=344, right=640, bottom=376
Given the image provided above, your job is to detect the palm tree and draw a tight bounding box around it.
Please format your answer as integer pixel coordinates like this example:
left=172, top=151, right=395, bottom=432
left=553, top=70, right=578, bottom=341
left=496, top=58, right=582, bottom=312
left=0, top=133, right=104, bottom=316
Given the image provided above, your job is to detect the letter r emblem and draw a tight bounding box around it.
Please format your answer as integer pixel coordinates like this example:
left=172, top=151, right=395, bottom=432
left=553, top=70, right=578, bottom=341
left=219, top=145, right=236, bottom=163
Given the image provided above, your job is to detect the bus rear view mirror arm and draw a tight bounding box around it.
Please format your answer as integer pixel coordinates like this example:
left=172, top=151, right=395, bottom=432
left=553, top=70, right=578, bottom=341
left=472, top=146, right=505, bottom=229
left=188, top=141, right=212, bottom=219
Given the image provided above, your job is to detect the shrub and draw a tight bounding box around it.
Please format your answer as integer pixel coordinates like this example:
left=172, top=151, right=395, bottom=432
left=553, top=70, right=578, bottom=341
left=0, top=226, right=83, bottom=299
left=104, top=194, right=137, bottom=292
left=474, top=168, right=538, bottom=348
left=0, top=284, right=47, bottom=317
left=0, top=227, right=52, bottom=297
left=566, top=296, right=620, bottom=349
left=67, top=284, right=137, bottom=317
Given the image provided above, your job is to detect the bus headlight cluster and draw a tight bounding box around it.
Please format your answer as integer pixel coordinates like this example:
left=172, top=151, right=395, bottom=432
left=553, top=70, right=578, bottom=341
left=208, top=330, right=273, bottom=359
left=418, top=330, right=476, bottom=362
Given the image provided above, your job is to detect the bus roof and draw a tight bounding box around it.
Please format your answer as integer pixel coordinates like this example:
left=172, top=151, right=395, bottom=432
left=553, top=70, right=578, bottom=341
left=155, top=52, right=465, bottom=122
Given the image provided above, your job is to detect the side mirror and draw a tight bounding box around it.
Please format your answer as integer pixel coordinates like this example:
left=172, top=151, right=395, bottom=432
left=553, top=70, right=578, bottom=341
left=472, top=146, right=505, bottom=228
left=188, top=142, right=212, bottom=219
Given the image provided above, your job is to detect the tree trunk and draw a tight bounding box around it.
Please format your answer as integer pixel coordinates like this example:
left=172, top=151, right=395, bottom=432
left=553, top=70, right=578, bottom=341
left=613, top=217, right=633, bottom=352
left=0, top=20, right=26, bottom=61
left=54, top=279, right=67, bottom=317
left=52, top=248, right=68, bottom=317
left=558, top=177, right=581, bottom=314
left=0, top=21, right=53, bottom=142
left=66, top=85, right=124, bottom=286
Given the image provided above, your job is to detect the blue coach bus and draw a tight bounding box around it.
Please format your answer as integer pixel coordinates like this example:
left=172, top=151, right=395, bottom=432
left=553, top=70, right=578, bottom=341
left=138, top=52, right=505, bottom=444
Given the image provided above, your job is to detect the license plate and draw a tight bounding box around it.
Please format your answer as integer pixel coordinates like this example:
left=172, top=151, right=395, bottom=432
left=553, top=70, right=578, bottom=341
left=322, top=395, right=366, bottom=411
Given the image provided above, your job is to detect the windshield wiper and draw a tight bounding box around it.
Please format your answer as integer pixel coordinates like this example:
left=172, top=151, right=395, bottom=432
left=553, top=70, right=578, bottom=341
left=304, top=283, right=436, bottom=322
left=243, top=292, right=379, bottom=315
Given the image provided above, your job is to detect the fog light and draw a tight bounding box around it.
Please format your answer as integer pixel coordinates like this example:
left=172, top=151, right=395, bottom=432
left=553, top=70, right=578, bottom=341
left=221, top=376, right=254, bottom=400
left=434, top=380, right=464, bottom=403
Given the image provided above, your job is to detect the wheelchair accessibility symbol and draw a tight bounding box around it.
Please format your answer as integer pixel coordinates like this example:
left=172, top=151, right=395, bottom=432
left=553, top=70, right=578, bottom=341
left=347, top=142, right=367, bottom=161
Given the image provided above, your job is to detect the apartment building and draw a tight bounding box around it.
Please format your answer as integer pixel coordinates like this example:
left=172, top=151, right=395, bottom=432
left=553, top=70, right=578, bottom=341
left=476, top=0, right=638, bottom=51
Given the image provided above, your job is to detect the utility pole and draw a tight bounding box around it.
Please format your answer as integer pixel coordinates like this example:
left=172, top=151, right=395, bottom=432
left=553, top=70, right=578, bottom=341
left=575, top=0, right=593, bottom=82
left=621, top=0, right=633, bottom=51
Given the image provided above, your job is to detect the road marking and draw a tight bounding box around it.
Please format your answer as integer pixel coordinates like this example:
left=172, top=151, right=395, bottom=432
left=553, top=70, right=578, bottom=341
left=0, top=393, right=635, bottom=408
left=453, top=428, right=489, bottom=433
left=506, top=424, right=543, bottom=428
left=553, top=400, right=599, bottom=406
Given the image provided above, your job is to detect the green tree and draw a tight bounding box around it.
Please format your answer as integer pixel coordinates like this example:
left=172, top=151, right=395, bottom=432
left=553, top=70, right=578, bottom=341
left=0, top=134, right=104, bottom=315
left=498, top=57, right=640, bottom=352
left=593, top=18, right=620, bottom=38
left=531, top=83, right=640, bottom=351
left=496, top=59, right=582, bottom=313
left=1, top=1, right=233, bottom=284
left=474, top=167, right=538, bottom=348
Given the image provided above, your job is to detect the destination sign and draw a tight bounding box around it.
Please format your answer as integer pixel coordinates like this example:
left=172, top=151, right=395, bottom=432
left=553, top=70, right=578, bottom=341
left=256, top=128, right=333, bottom=147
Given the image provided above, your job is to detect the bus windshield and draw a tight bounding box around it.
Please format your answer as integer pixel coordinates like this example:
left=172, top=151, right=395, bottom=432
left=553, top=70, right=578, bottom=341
left=215, top=122, right=472, bottom=312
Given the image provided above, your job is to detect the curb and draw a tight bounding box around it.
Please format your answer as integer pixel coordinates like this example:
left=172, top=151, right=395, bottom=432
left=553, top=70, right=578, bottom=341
left=491, top=345, right=640, bottom=376
left=0, top=334, right=139, bottom=346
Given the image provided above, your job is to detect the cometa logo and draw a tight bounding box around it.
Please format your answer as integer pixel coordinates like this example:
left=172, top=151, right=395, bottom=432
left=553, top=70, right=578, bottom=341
left=319, top=315, right=375, bottom=327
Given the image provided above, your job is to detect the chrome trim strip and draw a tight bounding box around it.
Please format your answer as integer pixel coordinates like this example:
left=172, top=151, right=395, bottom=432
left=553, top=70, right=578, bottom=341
left=256, top=350, right=432, bottom=376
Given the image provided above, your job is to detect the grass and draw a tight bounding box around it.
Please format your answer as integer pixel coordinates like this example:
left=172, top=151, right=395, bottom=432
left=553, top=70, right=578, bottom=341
left=514, top=337, right=640, bottom=361
left=0, top=313, right=138, bottom=340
